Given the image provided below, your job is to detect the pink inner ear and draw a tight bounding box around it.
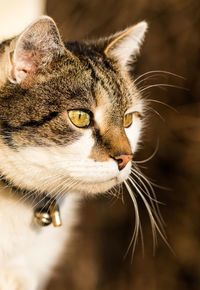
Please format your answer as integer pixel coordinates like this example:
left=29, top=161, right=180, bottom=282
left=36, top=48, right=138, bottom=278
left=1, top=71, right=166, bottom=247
left=11, top=49, right=39, bottom=84
left=16, top=50, right=38, bottom=73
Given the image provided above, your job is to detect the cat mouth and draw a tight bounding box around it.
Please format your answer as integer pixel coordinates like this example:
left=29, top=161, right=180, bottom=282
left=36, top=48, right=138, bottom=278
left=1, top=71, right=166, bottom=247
left=88, top=177, right=117, bottom=184
left=68, top=170, right=130, bottom=194
left=64, top=176, right=117, bottom=194
left=69, top=164, right=131, bottom=190
left=68, top=162, right=131, bottom=185
left=74, top=176, right=117, bottom=186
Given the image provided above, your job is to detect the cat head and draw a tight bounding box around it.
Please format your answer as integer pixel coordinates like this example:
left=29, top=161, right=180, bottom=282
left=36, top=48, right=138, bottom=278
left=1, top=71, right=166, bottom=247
left=0, top=16, right=147, bottom=195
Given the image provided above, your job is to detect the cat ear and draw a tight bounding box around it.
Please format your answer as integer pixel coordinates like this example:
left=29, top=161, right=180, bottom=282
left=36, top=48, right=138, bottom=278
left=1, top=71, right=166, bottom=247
left=9, top=16, right=65, bottom=85
left=104, top=21, right=148, bottom=70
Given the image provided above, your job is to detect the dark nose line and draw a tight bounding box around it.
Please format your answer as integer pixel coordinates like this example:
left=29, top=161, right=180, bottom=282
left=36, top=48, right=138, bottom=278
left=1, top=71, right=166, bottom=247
left=113, top=154, right=133, bottom=171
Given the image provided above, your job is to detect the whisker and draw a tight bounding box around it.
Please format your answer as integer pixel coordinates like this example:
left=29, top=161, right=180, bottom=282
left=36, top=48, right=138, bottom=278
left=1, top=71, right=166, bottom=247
left=129, top=173, right=164, bottom=238
left=134, top=70, right=185, bottom=84
left=145, top=106, right=166, bottom=122
left=135, top=74, right=168, bottom=87
left=131, top=166, right=165, bottom=228
left=129, top=174, right=161, bottom=205
left=134, top=140, right=159, bottom=164
left=124, top=180, right=141, bottom=261
left=128, top=177, right=158, bottom=250
left=147, top=99, right=177, bottom=112
left=127, top=176, right=172, bottom=255
left=139, top=83, right=188, bottom=94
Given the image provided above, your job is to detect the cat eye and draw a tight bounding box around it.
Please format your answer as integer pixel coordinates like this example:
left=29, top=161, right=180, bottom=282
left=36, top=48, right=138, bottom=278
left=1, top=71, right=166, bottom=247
left=123, top=112, right=143, bottom=128
left=123, top=113, right=133, bottom=128
left=68, top=110, right=91, bottom=128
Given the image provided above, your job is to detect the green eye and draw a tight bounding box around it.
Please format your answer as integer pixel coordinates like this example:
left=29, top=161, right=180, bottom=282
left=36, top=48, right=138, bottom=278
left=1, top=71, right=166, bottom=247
left=123, top=113, right=133, bottom=128
left=68, top=110, right=91, bottom=128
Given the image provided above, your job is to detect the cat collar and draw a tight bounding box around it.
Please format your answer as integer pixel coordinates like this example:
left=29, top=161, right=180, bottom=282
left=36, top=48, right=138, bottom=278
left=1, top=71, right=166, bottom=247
left=0, top=177, right=62, bottom=227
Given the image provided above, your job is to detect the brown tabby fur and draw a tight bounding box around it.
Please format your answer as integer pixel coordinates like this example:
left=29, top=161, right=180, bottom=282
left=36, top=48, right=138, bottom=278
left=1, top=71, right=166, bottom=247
left=0, top=33, right=134, bottom=162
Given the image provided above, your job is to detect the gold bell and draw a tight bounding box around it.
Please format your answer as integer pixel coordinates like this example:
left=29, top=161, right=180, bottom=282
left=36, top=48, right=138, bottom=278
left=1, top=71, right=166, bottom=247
left=49, top=202, right=62, bottom=227
left=34, top=198, right=62, bottom=227
left=34, top=211, right=52, bottom=226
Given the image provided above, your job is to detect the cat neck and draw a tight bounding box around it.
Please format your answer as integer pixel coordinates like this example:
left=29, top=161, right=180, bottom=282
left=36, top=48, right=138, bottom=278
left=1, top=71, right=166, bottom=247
left=0, top=176, right=64, bottom=227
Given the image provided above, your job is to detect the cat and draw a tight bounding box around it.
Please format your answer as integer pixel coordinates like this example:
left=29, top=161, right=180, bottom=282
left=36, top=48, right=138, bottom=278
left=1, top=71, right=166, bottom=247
left=0, top=15, right=153, bottom=289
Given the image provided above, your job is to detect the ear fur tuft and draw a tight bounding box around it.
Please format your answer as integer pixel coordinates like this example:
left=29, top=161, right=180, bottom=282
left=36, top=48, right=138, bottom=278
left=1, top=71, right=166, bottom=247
left=104, top=21, right=148, bottom=69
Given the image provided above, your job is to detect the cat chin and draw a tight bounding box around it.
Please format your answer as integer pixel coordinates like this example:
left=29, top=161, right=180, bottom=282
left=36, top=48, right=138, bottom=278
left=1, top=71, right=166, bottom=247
left=72, top=178, right=118, bottom=195
left=68, top=163, right=132, bottom=195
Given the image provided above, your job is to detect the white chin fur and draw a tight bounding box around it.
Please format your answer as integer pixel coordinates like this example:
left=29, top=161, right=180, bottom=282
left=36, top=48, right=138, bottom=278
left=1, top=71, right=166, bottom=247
left=71, top=161, right=132, bottom=194
left=0, top=131, right=132, bottom=195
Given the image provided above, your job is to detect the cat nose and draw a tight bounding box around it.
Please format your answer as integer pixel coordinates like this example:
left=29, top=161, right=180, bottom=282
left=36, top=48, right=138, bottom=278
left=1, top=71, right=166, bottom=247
left=113, top=154, right=133, bottom=171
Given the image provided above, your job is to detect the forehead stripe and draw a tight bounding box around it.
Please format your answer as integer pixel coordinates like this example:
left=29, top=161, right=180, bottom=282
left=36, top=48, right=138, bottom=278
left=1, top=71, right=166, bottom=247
left=87, top=57, right=121, bottom=102
left=1, top=111, right=59, bottom=131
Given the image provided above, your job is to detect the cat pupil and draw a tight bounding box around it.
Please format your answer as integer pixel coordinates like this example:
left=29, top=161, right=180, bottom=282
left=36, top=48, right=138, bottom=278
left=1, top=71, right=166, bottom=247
left=68, top=110, right=91, bottom=128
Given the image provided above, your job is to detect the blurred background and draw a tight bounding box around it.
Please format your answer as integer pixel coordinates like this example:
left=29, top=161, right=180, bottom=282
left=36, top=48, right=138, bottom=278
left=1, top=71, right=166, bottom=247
left=1, top=0, right=199, bottom=289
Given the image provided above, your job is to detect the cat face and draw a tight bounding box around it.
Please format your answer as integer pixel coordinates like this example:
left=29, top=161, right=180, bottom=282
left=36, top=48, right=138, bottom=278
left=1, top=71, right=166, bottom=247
left=0, top=16, right=147, bottom=195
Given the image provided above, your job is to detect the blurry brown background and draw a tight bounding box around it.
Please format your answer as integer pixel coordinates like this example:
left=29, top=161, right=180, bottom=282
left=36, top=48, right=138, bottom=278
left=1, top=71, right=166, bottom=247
left=45, top=0, right=200, bottom=289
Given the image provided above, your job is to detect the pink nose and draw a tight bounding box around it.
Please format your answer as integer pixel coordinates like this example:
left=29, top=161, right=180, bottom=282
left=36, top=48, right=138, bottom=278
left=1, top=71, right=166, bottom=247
left=113, top=154, right=133, bottom=170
